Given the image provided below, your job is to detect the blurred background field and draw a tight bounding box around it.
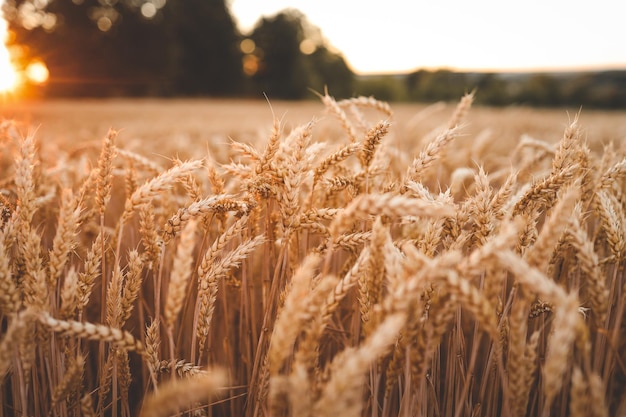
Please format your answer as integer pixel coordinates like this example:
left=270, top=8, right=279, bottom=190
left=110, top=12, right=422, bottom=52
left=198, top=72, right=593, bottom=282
left=2, top=92, right=626, bottom=417
left=2, top=98, right=625, bottom=163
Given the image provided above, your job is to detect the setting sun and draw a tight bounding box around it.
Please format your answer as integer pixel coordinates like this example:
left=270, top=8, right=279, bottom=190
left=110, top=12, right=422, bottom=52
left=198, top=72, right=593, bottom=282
left=0, top=19, right=18, bottom=93
left=0, top=14, right=50, bottom=94
left=0, top=58, right=18, bottom=92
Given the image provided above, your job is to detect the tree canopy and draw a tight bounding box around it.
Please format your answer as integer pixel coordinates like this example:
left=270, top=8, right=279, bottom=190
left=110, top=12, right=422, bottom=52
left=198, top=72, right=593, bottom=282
left=247, top=9, right=354, bottom=99
left=3, top=1, right=355, bottom=99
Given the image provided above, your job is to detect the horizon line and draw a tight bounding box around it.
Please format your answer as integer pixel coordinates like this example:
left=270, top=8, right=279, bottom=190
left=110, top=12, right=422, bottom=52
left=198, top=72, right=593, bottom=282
left=354, top=63, right=626, bottom=76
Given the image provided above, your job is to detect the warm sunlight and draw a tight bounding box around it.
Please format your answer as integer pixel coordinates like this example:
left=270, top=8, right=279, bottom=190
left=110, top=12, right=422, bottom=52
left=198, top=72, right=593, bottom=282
left=25, top=60, right=49, bottom=84
left=0, top=19, right=18, bottom=93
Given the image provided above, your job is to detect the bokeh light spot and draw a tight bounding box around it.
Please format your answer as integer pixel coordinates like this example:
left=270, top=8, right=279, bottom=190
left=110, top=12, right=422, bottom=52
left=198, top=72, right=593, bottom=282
left=299, top=39, right=316, bottom=55
left=141, top=3, right=157, bottom=19
left=240, top=38, right=255, bottom=54
left=97, top=16, right=112, bottom=32
left=33, top=0, right=50, bottom=10
left=41, top=13, right=57, bottom=31
left=242, top=54, right=259, bottom=76
left=26, top=61, right=49, bottom=84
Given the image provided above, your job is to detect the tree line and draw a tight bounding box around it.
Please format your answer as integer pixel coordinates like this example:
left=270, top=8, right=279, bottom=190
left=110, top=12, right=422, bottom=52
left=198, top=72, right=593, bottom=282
left=4, top=0, right=625, bottom=108
left=359, top=69, right=626, bottom=109
left=4, top=0, right=354, bottom=99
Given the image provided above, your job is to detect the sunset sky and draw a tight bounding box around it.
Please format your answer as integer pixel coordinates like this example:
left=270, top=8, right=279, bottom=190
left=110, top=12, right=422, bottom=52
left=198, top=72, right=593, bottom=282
left=230, top=0, right=626, bottom=74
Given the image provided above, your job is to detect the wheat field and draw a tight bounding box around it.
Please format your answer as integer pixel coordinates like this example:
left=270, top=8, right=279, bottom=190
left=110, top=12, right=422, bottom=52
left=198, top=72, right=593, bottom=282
left=1, top=95, right=626, bottom=417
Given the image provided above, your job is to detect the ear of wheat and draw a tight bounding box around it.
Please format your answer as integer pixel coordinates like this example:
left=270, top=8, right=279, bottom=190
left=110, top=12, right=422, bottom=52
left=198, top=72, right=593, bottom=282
left=0, top=95, right=624, bottom=417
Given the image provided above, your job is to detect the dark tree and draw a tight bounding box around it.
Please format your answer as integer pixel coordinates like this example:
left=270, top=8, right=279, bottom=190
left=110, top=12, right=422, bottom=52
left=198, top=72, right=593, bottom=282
left=589, top=71, right=626, bottom=108
left=562, top=73, right=594, bottom=108
left=249, top=10, right=309, bottom=99
left=247, top=9, right=355, bottom=100
left=306, top=45, right=354, bottom=99
left=3, top=0, right=244, bottom=96
left=474, top=73, right=509, bottom=106
left=4, top=0, right=114, bottom=95
left=355, top=75, right=407, bottom=102
left=517, top=74, right=562, bottom=107
left=167, top=0, right=243, bottom=96
left=405, top=69, right=469, bottom=102
left=108, top=4, right=173, bottom=96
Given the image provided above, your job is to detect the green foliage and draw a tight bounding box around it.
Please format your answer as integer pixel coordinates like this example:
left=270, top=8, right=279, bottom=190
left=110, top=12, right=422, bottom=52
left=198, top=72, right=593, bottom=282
left=473, top=73, right=508, bottom=106
left=402, top=69, right=626, bottom=109
left=516, top=74, right=562, bottom=106
left=354, top=75, right=407, bottom=102
left=406, top=69, right=470, bottom=102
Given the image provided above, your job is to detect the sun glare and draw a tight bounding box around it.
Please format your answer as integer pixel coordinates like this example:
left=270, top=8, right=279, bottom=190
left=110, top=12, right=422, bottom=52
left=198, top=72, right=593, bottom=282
left=0, top=20, right=19, bottom=93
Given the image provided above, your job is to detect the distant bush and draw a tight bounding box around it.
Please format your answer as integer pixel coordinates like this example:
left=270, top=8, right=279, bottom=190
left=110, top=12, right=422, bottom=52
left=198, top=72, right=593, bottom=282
left=353, top=75, right=408, bottom=102
left=400, top=69, right=626, bottom=108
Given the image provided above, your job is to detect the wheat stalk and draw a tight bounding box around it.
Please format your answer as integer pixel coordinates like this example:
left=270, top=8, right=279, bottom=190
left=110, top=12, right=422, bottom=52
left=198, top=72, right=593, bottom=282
left=139, top=369, right=227, bottom=417
left=38, top=313, right=145, bottom=353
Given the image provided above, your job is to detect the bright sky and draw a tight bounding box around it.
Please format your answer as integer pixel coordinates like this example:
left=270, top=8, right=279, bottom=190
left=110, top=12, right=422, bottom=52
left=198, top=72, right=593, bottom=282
left=230, top=0, right=626, bottom=74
